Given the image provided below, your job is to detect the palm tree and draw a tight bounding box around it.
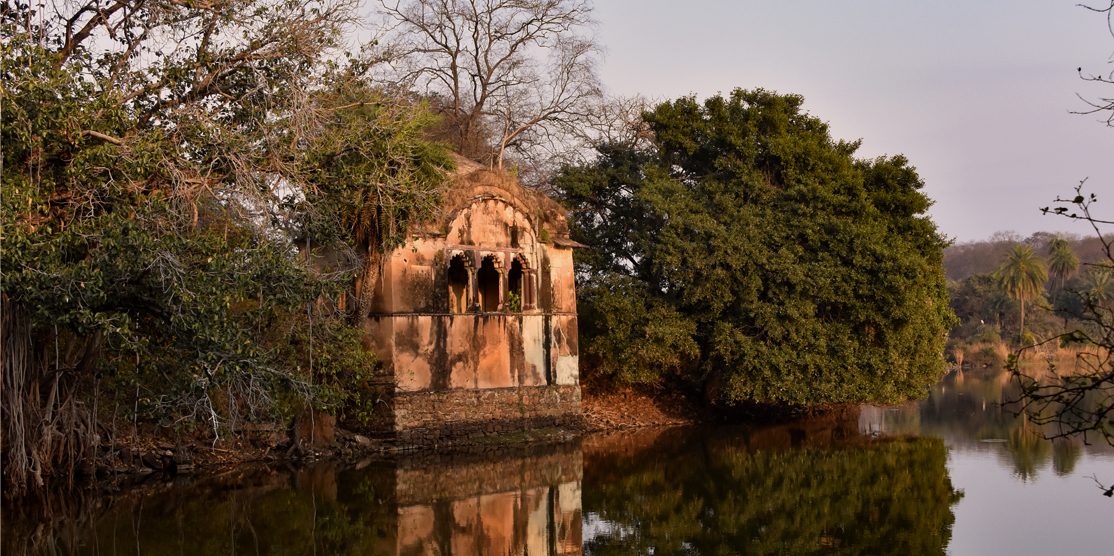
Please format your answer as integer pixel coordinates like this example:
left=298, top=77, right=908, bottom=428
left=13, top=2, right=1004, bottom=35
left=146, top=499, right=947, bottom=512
left=1084, top=263, right=1114, bottom=310
left=995, top=244, right=1048, bottom=338
left=1047, top=237, right=1080, bottom=291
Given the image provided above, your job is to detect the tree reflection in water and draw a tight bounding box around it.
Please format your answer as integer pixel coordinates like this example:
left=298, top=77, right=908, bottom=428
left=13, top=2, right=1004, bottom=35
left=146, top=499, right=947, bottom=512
left=1005, top=418, right=1052, bottom=482
left=883, top=365, right=1105, bottom=483
left=1051, top=438, right=1082, bottom=477
left=582, top=411, right=962, bottom=556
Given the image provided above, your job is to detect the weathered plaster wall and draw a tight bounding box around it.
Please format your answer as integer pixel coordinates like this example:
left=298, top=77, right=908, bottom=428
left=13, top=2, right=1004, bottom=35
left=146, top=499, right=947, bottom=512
left=367, top=314, right=577, bottom=392
left=544, top=246, right=577, bottom=313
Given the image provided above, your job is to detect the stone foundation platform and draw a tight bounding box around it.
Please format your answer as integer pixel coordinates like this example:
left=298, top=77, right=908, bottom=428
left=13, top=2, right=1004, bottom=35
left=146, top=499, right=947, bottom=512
left=387, top=385, right=582, bottom=444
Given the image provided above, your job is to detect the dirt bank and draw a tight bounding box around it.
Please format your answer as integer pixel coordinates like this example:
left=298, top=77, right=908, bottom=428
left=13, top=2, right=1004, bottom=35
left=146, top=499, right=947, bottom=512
left=582, top=387, right=703, bottom=431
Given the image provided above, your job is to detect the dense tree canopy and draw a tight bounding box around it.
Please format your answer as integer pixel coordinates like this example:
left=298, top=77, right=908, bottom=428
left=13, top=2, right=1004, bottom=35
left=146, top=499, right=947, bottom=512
left=556, top=89, right=955, bottom=405
left=0, top=0, right=451, bottom=496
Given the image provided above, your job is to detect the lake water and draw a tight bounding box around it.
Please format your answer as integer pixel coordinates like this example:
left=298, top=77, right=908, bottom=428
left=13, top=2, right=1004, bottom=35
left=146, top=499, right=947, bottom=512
left=3, top=366, right=1112, bottom=555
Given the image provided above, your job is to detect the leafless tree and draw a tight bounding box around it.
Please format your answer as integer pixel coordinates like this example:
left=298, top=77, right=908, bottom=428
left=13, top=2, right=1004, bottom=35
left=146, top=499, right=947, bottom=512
left=377, top=0, right=603, bottom=174
left=519, top=93, right=656, bottom=194
left=1075, top=1, right=1114, bottom=126
left=578, top=93, right=656, bottom=151
left=1015, top=183, right=1114, bottom=447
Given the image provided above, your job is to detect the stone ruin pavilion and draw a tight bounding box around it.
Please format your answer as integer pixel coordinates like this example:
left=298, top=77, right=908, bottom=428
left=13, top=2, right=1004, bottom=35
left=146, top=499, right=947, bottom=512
left=361, top=155, right=584, bottom=442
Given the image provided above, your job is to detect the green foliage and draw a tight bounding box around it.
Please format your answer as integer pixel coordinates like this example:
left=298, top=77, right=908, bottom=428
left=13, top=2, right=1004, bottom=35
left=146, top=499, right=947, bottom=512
left=994, top=244, right=1048, bottom=335
left=299, top=81, right=455, bottom=255
left=0, top=0, right=449, bottom=496
left=1018, top=329, right=1037, bottom=347
left=507, top=292, right=522, bottom=313
left=1082, top=263, right=1114, bottom=305
left=994, top=244, right=1048, bottom=299
left=971, top=325, right=1002, bottom=344
left=1, top=35, right=332, bottom=431
left=557, top=89, right=955, bottom=404
left=1048, top=237, right=1080, bottom=287
left=271, top=320, right=384, bottom=426
left=948, top=273, right=1016, bottom=334
left=968, top=345, right=1005, bottom=368
left=578, top=276, right=700, bottom=385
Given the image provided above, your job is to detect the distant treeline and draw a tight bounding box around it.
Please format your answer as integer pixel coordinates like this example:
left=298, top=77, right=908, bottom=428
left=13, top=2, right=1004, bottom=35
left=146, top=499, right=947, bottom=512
left=944, top=231, right=1106, bottom=282
left=945, top=230, right=1113, bottom=368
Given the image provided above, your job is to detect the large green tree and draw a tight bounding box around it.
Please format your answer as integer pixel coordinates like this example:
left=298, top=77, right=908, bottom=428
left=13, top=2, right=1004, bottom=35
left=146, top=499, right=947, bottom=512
left=557, top=89, right=955, bottom=405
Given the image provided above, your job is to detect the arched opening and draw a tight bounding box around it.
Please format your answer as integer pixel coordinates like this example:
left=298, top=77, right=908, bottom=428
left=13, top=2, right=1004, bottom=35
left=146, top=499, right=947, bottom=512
left=477, top=256, right=501, bottom=312
left=448, top=254, right=470, bottom=313
left=508, top=259, right=524, bottom=312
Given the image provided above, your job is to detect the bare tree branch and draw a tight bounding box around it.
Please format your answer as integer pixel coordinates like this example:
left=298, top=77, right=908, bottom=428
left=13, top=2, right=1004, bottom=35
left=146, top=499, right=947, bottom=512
left=378, top=0, right=602, bottom=176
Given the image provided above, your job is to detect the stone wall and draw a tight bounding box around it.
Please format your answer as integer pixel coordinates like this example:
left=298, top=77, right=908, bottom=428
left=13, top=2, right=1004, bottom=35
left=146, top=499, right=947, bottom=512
left=393, top=385, right=582, bottom=444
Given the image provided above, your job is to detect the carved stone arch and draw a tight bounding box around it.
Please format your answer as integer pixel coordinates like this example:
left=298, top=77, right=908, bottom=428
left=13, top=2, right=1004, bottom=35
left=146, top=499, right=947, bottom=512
left=447, top=252, right=473, bottom=314
left=476, top=253, right=503, bottom=312
left=507, top=253, right=535, bottom=311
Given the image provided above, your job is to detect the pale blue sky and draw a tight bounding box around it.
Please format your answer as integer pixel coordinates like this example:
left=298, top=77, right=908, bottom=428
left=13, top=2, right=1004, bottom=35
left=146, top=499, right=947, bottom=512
left=591, top=0, right=1114, bottom=242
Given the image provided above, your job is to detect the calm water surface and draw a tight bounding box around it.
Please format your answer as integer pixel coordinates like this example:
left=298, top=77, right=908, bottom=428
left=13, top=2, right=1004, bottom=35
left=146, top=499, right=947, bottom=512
left=3, top=367, right=1111, bottom=555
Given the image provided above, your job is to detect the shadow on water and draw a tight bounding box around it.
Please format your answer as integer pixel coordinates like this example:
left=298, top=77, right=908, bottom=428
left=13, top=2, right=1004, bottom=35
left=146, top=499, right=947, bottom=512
left=3, top=408, right=964, bottom=556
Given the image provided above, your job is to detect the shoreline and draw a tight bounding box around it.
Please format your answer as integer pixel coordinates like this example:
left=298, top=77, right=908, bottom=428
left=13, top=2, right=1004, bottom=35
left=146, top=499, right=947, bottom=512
left=6, top=388, right=863, bottom=503
left=5, top=388, right=703, bottom=501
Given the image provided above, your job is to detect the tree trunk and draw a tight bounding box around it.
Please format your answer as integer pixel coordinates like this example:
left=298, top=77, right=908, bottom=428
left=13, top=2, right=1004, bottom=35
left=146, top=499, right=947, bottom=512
left=2, top=301, right=96, bottom=499
left=1020, top=299, right=1026, bottom=339
left=75, top=330, right=104, bottom=376
left=353, top=249, right=382, bottom=327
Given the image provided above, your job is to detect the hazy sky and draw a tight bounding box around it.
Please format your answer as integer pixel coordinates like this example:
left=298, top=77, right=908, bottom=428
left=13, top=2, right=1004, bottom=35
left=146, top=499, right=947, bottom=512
left=590, top=0, right=1114, bottom=243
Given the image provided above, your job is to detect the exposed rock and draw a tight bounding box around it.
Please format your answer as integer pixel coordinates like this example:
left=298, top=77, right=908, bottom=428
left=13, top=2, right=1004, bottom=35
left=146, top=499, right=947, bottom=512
left=141, top=452, right=162, bottom=470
